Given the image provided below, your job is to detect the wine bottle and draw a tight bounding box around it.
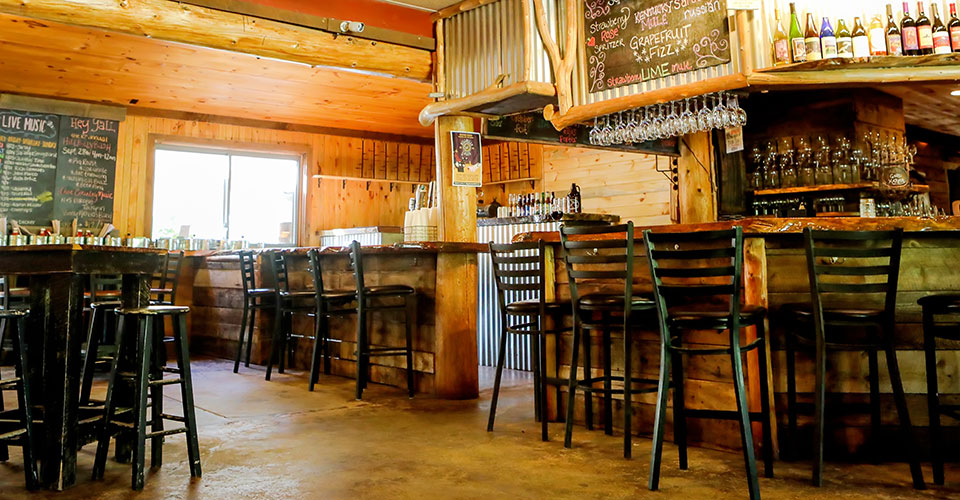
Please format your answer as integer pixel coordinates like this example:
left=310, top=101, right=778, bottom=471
left=789, top=3, right=807, bottom=62
left=837, top=18, right=854, bottom=57
left=917, top=1, right=934, bottom=55
left=773, top=7, right=791, bottom=65
left=902, top=2, right=920, bottom=55
left=886, top=4, right=904, bottom=55
left=869, top=14, right=888, bottom=55
left=852, top=17, right=871, bottom=57
left=804, top=13, right=822, bottom=60
left=933, top=3, right=952, bottom=54
left=950, top=3, right=960, bottom=52
left=821, top=17, right=838, bottom=58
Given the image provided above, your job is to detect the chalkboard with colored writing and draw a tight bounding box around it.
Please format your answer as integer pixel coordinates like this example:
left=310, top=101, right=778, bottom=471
left=583, top=0, right=730, bottom=94
left=484, top=113, right=680, bottom=157
left=0, top=108, right=118, bottom=227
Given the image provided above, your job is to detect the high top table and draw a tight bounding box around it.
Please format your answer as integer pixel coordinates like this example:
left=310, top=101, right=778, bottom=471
left=0, top=244, right=165, bottom=490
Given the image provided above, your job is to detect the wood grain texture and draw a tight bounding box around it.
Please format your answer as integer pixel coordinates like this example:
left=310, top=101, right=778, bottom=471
left=434, top=252, right=479, bottom=399
left=434, top=115, right=477, bottom=243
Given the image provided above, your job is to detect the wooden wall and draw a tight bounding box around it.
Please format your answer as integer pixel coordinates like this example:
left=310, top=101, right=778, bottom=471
left=541, top=146, right=676, bottom=226
left=113, top=114, right=434, bottom=244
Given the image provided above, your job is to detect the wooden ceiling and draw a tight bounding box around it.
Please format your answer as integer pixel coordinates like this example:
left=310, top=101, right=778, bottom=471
left=880, top=84, right=960, bottom=138
left=0, top=14, right=434, bottom=137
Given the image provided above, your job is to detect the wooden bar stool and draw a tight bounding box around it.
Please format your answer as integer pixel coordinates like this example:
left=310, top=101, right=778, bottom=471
left=644, top=226, right=773, bottom=500
left=560, top=222, right=658, bottom=458
left=781, top=228, right=924, bottom=489
left=0, top=309, right=39, bottom=490
left=306, top=249, right=356, bottom=391
left=918, top=293, right=960, bottom=485
left=264, top=252, right=317, bottom=381
left=92, top=305, right=201, bottom=491
left=234, top=251, right=275, bottom=373
left=487, top=240, right=570, bottom=442
left=349, top=241, right=416, bottom=400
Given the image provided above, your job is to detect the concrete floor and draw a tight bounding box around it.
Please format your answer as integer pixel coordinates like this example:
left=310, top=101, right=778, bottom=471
left=1, top=358, right=958, bottom=499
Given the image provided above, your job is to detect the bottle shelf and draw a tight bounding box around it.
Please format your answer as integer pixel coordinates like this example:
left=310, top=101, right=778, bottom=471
left=753, top=182, right=929, bottom=196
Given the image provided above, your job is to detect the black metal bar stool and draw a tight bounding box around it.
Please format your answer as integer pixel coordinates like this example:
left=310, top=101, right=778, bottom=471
left=151, top=251, right=184, bottom=305
left=79, top=274, right=125, bottom=406
left=560, top=222, right=657, bottom=458
left=265, top=252, right=317, bottom=381
left=918, top=293, right=960, bottom=485
left=0, top=309, right=39, bottom=490
left=487, top=240, right=570, bottom=441
left=92, top=305, right=201, bottom=491
left=644, top=226, right=773, bottom=500
left=781, top=228, right=924, bottom=489
left=349, top=241, right=416, bottom=400
left=307, top=249, right=357, bottom=391
left=234, top=251, right=275, bottom=373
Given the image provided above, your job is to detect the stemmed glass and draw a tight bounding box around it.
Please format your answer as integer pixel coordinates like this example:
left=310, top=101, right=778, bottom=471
left=697, top=95, right=713, bottom=132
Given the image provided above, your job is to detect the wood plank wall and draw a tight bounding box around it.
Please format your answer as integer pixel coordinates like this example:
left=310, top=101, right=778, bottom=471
left=113, top=114, right=434, bottom=244
left=480, top=142, right=544, bottom=204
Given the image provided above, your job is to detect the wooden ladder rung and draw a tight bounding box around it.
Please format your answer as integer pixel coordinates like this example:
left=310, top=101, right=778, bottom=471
left=145, top=427, right=186, bottom=439
left=160, top=413, right=186, bottom=423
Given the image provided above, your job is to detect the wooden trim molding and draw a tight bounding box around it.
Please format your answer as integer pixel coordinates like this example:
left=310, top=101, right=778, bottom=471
left=419, top=81, right=556, bottom=126
left=431, top=0, right=501, bottom=22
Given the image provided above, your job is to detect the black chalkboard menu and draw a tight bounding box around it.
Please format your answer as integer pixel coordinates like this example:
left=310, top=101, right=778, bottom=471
left=0, top=108, right=118, bottom=227
left=484, top=113, right=680, bottom=157
left=583, top=0, right=731, bottom=94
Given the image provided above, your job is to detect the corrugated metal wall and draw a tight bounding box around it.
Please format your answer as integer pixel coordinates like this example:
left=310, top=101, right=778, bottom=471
left=477, top=221, right=560, bottom=370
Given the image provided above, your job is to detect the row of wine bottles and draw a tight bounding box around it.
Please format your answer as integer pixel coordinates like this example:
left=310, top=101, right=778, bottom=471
left=772, top=2, right=960, bottom=65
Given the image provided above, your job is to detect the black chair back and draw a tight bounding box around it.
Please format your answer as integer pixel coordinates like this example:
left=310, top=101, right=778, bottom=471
left=268, top=252, right=292, bottom=298
left=89, top=274, right=122, bottom=303
left=153, top=251, right=184, bottom=305
left=349, top=241, right=365, bottom=297
left=643, top=227, right=744, bottom=331
left=488, top=241, right=548, bottom=320
left=559, top=222, right=635, bottom=319
left=0, top=276, right=9, bottom=312
left=238, top=251, right=258, bottom=296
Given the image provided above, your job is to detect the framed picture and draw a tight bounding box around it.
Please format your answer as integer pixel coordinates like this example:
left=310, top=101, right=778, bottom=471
left=450, top=131, right=482, bottom=187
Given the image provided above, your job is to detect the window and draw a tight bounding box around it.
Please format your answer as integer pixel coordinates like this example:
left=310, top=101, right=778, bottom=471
left=152, top=146, right=301, bottom=245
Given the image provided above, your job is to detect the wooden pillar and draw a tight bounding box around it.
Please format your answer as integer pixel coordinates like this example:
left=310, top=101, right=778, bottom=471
left=433, top=115, right=479, bottom=399
left=677, top=131, right=717, bottom=224
left=743, top=237, right=779, bottom=458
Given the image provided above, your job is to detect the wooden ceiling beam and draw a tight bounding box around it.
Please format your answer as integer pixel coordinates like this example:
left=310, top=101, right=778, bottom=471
left=0, top=0, right=432, bottom=82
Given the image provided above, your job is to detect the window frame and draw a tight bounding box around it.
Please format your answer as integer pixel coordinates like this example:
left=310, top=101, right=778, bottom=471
left=147, top=135, right=309, bottom=246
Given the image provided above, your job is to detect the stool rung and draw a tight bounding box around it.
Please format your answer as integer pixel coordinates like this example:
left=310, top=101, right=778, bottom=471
left=0, top=377, right=21, bottom=388
left=111, top=407, right=134, bottom=418
left=0, top=428, right=26, bottom=441
left=149, top=377, right=183, bottom=386
left=160, top=413, right=186, bottom=423
left=684, top=408, right=767, bottom=422
left=145, top=427, right=187, bottom=439
left=79, top=415, right=103, bottom=426
left=112, top=421, right=135, bottom=429
left=116, top=371, right=136, bottom=379
left=161, top=367, right=181, bottom=374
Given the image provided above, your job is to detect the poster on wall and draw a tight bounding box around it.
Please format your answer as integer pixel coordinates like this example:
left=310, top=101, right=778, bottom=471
left=450, top=131, right=482, bottom=187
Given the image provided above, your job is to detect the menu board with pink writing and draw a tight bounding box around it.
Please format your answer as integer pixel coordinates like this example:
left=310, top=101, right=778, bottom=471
left=54, top=116, right=118, bottom=226
left=583, top=0, right=730, bottom=94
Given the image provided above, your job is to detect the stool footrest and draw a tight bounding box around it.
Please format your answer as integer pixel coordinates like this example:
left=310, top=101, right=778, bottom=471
left=148, top=377, right=183, bottom=386
left=0, top=377, right=22, bottom=388
left=112, top=420, right=135, bottom=430
left=577, top=375, right=659, bottom=395
left=145, top=427, right=187, bottom=439
left=0, top=428, right=26, bottom=441
left=160, top=413, right=186, bottom=423
left=684, top=408, right=767, bottom=422
left=79, top=414, right=103, bottom=426
left=161, top=367, right=181, bottom=374
left=364, top=348, right=410, bottom=356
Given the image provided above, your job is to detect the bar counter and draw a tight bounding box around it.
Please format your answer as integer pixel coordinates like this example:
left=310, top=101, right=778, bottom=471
left=515, top=217, right=960, bottom=457
left=178, top=242, right=484, bottom=399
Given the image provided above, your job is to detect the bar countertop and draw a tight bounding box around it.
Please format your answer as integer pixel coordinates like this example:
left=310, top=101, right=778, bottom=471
left=184, top=241, right=487, bottom=258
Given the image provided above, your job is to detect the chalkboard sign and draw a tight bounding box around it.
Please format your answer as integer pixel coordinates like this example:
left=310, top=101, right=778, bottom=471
left=484, top=113, right=680, bottom=157
left=583, top=0, right=731, bottom=94
left=0, top=108, right=119, bottom=227
left=0, top=110, right=60, bottom=226
left=54, top=116, right=119, bottom=226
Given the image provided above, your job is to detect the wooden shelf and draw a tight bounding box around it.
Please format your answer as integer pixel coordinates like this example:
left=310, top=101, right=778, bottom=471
left=753, top=183, right=930, bottom=196
left=313, top=175, right=428, bottom=185
left=483, top=177, right=539, bottom=186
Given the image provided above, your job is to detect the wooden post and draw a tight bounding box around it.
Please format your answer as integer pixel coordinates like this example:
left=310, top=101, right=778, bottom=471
left=743, top=237, right=779, bottom=459
left=433, top=115, right=479, bottom=399
left=677, top=131, right=717, bottom=224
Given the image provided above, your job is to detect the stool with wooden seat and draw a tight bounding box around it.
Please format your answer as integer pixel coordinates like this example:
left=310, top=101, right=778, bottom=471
left=306, top=249, right=356, bottom=391
left=487, top=241, right=570, bottom=441
left=781, top=228, right=924, bottom=489
left=265, top=252, right=317, bottom=381
left=92, top=305, right=201, bottom=491
left=349, top=241, right=416, bottom=400
left=234, top=251, right=275, bottom=373
left=644, top=226, right=773, bottom=500
left=0, top=309, right=39, bottom=490
left=918, top=293, right=960, bottom=485
left=560, top=222, right=658, bottom=458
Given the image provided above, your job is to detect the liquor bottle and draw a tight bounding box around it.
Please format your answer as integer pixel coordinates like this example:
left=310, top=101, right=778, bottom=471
left=917, top=1, right=934, bottom=54
left=821, top=17, right=838, bottom=58
left=902, top=2, right=920, bottom=55
left=805, top=13, right=823, bottom=60
left=837, top=18, right=854, bottom=57
left=886, top=4, right=904, bottom=55
left=789, top=3, right=807, bottom=62
left=932, top=3, right=952, bottom=54
left=772, top=7, right=791, bottom=65
left=852, top=17, right=871, bottom=57
left=869, top=14, right=887, bottom=55
left=950, top=3, right=960, bottom=51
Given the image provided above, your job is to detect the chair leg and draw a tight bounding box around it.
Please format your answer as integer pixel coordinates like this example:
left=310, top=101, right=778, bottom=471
left=278, top=311, right=290, bottom=374
left=80, top=306, right=103, bottom=406
left=322, top=312, right=333, bottom=375
left=245, top=307, right=256, bottom=367
left=648, top=339, right=672, bottom=491
left=487, top=316, right=510, bottom=432
left=538, top=331, right=549, bottom=442
left=174, top=314, right=202, bottom=478
left=14, top=317, right=38, bottom=490
left=355, top=303, right=367, bottom=400
left=552, top=313, right=563, bottom=418
left=601, top=316, right=613, bottom=436
left=309, top=311, right=323, bottom=391
left=131, top=318, right=152, bottom=491
left=582, top=323, right=593, bottom=432
left=812, top=321, right=827, bottom=487
left=785, top=329, right=798, bottom=461
left=531, top=321, right=542, bottom=424
left=404, top=294, right=416, bottom=398
left=233, top=300, right=249, bottom=373
left=867, top=348, right=881, bottom=464
left=622, top=324, right=632, bottom=459
left=150, top=318, right=164, bottom=469
left=265, top=306, right=282, bottom=381
left=563, top=320, right=582, bottom=449
left=93, top=314, right=126, bottom=481
left=923, top=308, right=944, bottom=485
left=881, top=323, right=926, bottom=490
left=730, top=332, right=761, bottom=500
left=755, top=323, right=774, bottom=479
left=671, top=337, right=687, bottom=470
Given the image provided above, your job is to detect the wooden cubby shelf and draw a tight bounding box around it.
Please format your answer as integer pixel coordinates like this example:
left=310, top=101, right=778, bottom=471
left=753, top=182, right=930, bottom=196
